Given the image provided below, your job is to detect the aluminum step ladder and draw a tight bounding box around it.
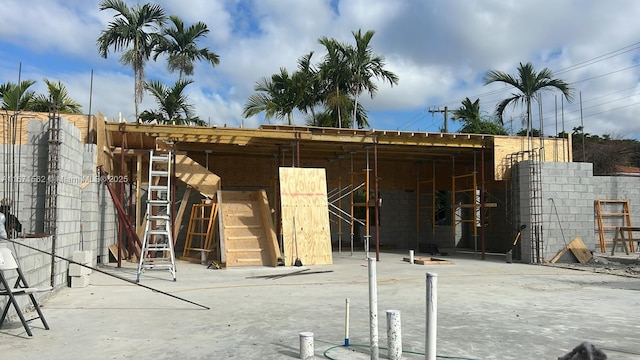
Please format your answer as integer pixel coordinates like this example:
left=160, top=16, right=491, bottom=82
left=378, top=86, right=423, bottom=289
left=137, top=150, right=176, bottom=282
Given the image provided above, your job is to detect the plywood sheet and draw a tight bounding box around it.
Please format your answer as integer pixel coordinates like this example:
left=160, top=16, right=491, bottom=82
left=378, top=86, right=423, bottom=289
left=219, top=190, right=280, bottom=267
left=567, top=237, right=593, bottom=264
left=279, top=167, right=332, bottom=266
left=550, top=236, right=592, bottom=264
left=493, top=136, right=572, bottom=180
left=174, top=155, right=221, bottom=199
left=0, top=111, right=94, bottom=145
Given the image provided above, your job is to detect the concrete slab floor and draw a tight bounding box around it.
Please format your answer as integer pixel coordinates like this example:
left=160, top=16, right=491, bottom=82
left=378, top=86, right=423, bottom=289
left=1, top=251, right=639, bottom=360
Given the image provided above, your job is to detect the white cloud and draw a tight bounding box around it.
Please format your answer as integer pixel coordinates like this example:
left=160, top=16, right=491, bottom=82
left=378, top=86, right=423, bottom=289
left=2, top=0, right=640, bottom=136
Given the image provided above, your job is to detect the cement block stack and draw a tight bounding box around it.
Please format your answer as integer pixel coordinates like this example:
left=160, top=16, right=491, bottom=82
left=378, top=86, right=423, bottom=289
left=69, top=250, right=93, bottom=288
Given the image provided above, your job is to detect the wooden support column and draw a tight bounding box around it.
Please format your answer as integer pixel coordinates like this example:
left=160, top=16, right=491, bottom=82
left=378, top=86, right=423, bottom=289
left=135, top=153, right=142, bottom=232
left=174, top=187, right=193, bottom=241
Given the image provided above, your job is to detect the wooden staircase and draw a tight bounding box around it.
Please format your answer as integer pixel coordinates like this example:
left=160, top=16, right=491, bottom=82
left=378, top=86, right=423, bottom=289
left=218, top=190, right=280, bottom=267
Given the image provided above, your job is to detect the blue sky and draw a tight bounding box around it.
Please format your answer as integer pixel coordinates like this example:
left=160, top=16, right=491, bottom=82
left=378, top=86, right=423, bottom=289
left=1, top=0, right=640, bottom=138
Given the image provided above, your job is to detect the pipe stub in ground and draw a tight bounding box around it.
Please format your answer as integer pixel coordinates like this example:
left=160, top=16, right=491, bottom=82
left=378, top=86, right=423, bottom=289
left=299, top=332, right=314, bottom=359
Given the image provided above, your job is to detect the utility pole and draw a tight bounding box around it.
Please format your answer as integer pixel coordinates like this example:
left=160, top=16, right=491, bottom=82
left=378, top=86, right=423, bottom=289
left=428, top=106, right=448, bottom=133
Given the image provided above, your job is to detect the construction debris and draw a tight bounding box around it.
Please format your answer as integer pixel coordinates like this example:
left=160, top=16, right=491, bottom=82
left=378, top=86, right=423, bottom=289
left=402, top=256, right=454, bottom=265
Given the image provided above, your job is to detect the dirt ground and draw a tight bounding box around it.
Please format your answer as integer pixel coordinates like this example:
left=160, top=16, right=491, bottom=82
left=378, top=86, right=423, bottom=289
left=549, top=252, right=640, bottom=278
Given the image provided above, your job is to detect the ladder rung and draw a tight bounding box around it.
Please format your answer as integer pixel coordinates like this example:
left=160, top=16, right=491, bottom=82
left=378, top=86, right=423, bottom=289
left=148, top=215, right=170, bottom=221
left=143, top=246, right=171, bottom=251
left=151, top=155, right=170, bottom=162
left=147, top=199, right=169, bottom=205
left=150, top=170, right=169, bottom=177
left=187, top=232, right=208, bottom=236
left=147, top=230, right=170, bottom=236
left=149, top=186, right=169, bottom=192
left=141, top=263, right=173, bottom=269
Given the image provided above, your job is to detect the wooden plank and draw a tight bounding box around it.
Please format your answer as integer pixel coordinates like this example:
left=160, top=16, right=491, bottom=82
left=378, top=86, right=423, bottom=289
left=108, top=244, right=127, bottom=261
left=174, top=187, right=192, bottom=240
left=550, top=237, right=592, bottom=264
left=279, top=167, right=332, bottom=266
left=174, top=155, right=220, bottom=199
left=550, top=245, right=571, bottom=264
left=403, top=256, right=454, bottom=265
left=567, top=237, right=593, bottom=264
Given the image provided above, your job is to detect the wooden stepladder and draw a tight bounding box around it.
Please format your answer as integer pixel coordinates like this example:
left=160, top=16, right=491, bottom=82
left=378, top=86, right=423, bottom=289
left=595, top=200, right=633, bottom=253
left=182, top=201, right=219, bottom=264
left=137, top=150, right=176, bottom=282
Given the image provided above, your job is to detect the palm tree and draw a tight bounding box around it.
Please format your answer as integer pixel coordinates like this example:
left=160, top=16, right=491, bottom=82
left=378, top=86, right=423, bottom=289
left=97, top=0, right=166, bottom=122
left=346, top=29, right=399, bottom=129
left=243, top=68, right=299, bottom=125
left=318, top=36, right=350, bottom=128
left=483, top=62, right=573, bottom=137
left=242, top=77, right=279, bottom=123
left=0, top=80, right=36, bottom=111
left=451, top=97, right=481, bottom=123
left=450, top=97, right=507, bottom=135
left=293, top=52, right=323, bottom=125
left=143, top=79, right=202, bottom=125
left=30, top=79, right=82, bottom=113
left=152, top=15, right=219, bottom=79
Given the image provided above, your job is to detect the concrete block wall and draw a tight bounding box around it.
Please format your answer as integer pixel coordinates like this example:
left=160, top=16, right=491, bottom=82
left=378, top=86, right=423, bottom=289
left=592, top=175, right=640, bottom=251
left=541, top=162, right=596, bottom=255
left=80, top=144, right=116, bottom=264
left=50, top=118, right=84, bottom=287
left=18, top=120, right=49, bottom=234
left=517, top=161, right=596, bottom=263
left=376, top=189, right=415, bottom=249
left=0, top=116, right=119, bottom=322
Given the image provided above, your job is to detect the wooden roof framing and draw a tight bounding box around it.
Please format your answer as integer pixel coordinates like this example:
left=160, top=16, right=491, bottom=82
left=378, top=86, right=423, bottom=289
left=104, top=122, right=492, bottom=165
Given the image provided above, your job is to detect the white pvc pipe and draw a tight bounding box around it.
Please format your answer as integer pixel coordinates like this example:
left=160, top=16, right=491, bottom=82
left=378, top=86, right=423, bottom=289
left=409, top=249, right=415, bottom=264
left=365, top=235, right=370, bottom=259
left=368, top=257, right=379, bottom=360
left=386, top=310, right=402, bottom=360
left=425, top=273, right=438, bottom=360
left=299, top=332, right=314, bottom=359
left=344, top=298, right=350, bottom=346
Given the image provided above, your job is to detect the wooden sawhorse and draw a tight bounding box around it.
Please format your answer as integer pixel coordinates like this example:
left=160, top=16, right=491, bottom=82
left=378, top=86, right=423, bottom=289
left=611, top=226, right=639, bottom=255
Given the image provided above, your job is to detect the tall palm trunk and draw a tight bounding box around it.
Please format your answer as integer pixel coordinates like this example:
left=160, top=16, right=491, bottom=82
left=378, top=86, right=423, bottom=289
left=352, top=93, right=359, bottom=129
left=335, top=86, right=341, bottom=128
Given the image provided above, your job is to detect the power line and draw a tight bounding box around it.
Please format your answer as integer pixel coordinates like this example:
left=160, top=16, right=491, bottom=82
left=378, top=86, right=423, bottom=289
left=403, top=40, right=640, bottom=133
left=430, top=40, right=640, bottom=110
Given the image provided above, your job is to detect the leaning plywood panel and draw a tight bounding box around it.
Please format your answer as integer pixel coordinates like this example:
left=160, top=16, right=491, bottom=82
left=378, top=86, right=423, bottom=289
left=279, top=167, right=332, bottom=266
left=219, top=190, right=280, bottom=267
left=174, top=154, right=221, bottom=199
